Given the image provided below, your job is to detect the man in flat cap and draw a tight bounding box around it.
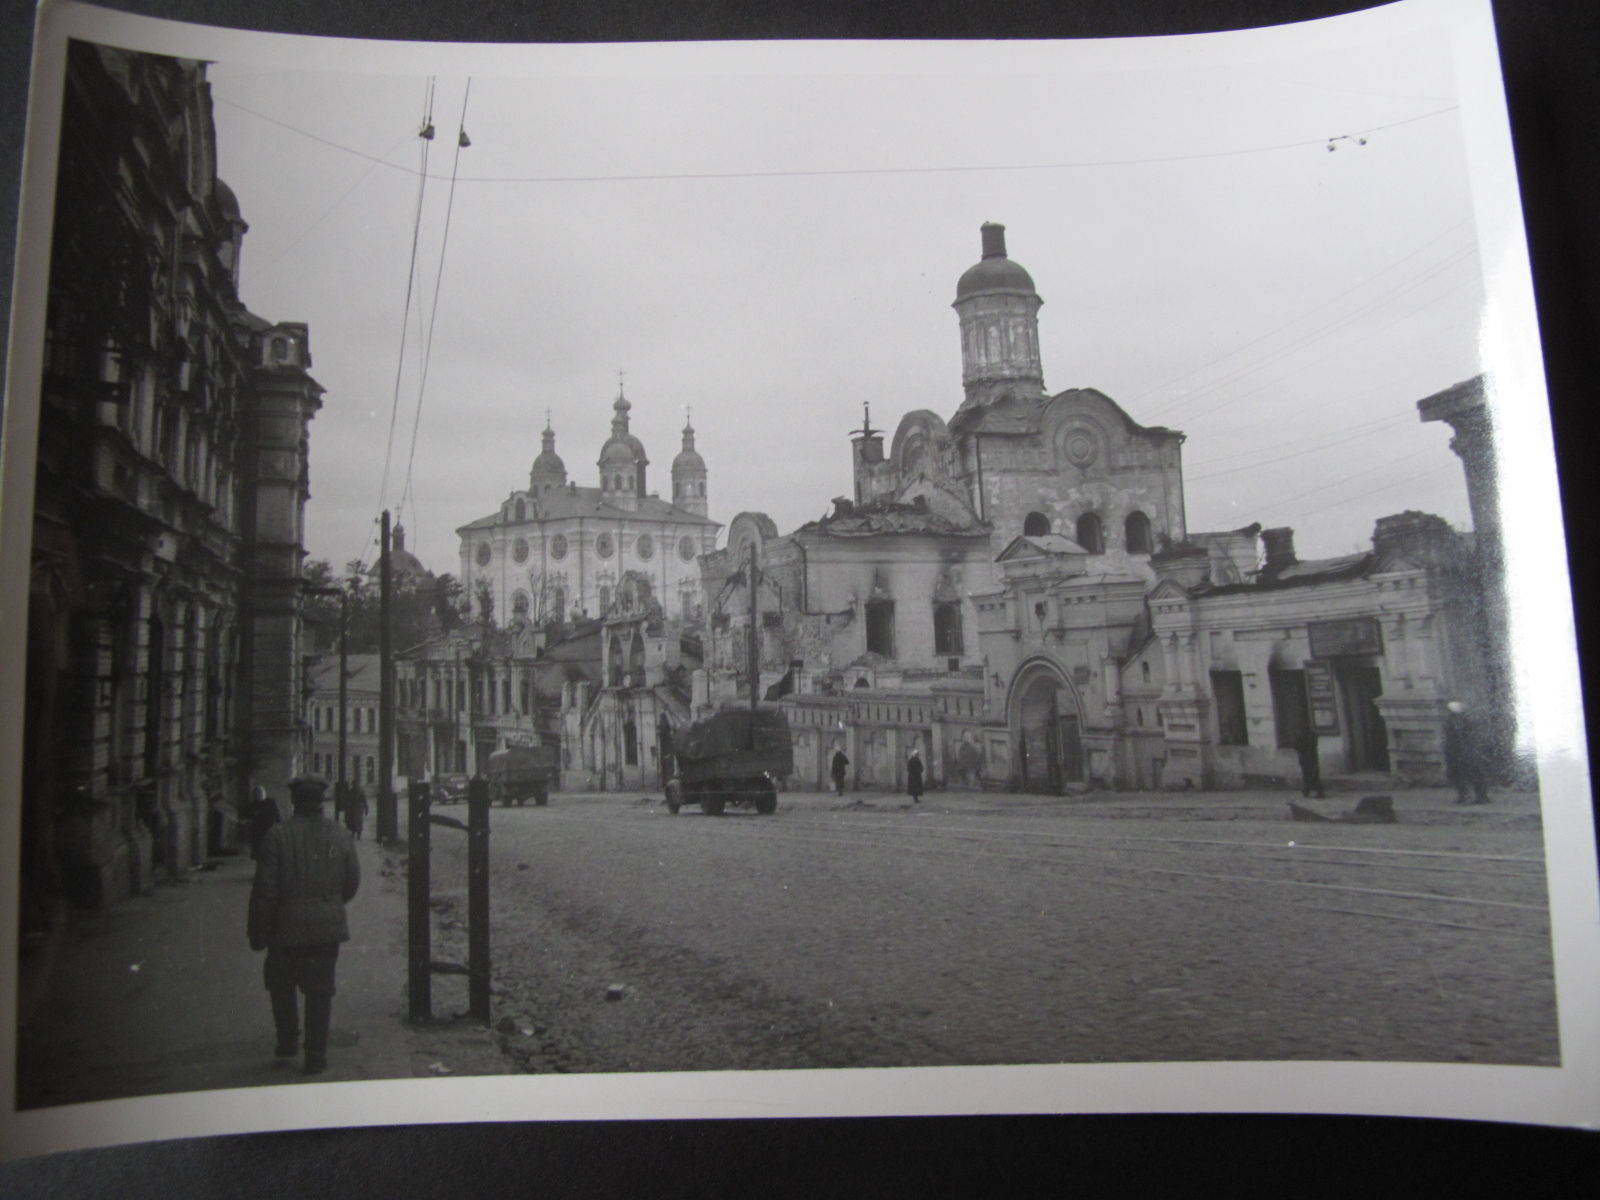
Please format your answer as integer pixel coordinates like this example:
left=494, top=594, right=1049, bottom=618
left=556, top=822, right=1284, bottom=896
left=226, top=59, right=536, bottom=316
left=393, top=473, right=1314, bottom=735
left=247, top=774, right=361, bottom=1075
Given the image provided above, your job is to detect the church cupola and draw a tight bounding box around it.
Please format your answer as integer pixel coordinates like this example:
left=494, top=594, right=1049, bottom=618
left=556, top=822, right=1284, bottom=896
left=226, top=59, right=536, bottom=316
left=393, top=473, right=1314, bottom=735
left=952, top=222, right=1045, bottom=411
left=597, top=378, right=649, bottom=510
left=671, top=410, right=708, bottom=517
left=529, top=414, right=567, bottom=494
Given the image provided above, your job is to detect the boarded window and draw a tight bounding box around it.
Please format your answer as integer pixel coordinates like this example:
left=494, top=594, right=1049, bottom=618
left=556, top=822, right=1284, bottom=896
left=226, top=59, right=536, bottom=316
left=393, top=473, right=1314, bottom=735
left=1211, top=670, right=1248, bottom=746
left=865, top=600, right=895, bottom=658
left=933, top=601, right=963, bottom=655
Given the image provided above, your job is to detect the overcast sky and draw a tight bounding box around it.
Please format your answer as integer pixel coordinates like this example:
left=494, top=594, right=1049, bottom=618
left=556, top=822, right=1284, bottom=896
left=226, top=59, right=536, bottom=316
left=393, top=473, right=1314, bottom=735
left=202, top=17, right=1489, bottom=575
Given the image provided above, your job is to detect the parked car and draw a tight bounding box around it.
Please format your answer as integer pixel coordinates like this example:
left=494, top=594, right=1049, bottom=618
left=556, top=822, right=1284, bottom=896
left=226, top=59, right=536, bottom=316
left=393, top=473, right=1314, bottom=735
left=434, top=773, right=470, bottom=805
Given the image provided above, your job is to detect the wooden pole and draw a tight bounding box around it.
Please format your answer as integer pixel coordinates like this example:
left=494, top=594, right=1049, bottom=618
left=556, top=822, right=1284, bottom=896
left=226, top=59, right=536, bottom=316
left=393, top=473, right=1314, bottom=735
left=407, top=778, right=431, bottom=1023
left=378, top=510, right=397, bottom=841
left=467, top=776, right=491, bottom=1022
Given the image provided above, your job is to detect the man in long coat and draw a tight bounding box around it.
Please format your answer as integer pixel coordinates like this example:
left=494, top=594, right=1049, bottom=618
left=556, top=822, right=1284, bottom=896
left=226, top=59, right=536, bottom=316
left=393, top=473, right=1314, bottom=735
left=1443, top=701, right=1491, bottom=805
left=248, top=775, right=361, bottom=1075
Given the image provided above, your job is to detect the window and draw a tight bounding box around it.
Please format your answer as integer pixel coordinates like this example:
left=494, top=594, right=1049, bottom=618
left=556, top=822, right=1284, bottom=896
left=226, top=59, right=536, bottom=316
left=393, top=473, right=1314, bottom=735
left=679, top=536, right=697, bottom=561
left=502, top=678, right=511, bottom=712
left=520, top=679, right=530, bottom=712
left=515, top=499, right=526, bottom=521
left=1023, top=511, right=1051, bottom=537
left=636, top=533, right=654, bottom=560
left=596, top=533, right=614, bottom=558
left=512, top=590, right=530, bottom=617
left=1141, top=660, right=1152, bottom=684
left=865, top=600, right=895, bottom=658
left=1211, top=670, right=1248, bottom=746
left=933, top=602, right=963, bottom=654
left=599, top=585, right=611, bottom=613
left=365, top=756, right=376, bottom=784
left=1076, top=513, right=1104, bottom=554
left=513, top=537, right=529, bottom=563
left=623, top=720, right=638, bottom=766
left=1125, top=511, right=1152, bottom=554
left=550, top=534, right=568, bottom=560
left=476, top=542, right=492, bottom=567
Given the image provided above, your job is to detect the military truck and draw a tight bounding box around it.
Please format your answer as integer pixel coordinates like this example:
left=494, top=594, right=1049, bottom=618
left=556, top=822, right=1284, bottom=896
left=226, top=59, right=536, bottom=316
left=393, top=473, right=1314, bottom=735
left=486, top=743, right=560, bottom=806
left=665, top=707, right=793, bottom=816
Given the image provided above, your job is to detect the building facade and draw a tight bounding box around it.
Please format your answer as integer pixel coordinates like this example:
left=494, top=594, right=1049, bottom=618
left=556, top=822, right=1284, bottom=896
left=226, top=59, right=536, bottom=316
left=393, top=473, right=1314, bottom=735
left=305, top=654, right=381, bottom=791
left=456, top=393, right=720, bottom=628
left=21, top=44, right=321, bottom=930
left=704, top=224, right=1486, bottom=796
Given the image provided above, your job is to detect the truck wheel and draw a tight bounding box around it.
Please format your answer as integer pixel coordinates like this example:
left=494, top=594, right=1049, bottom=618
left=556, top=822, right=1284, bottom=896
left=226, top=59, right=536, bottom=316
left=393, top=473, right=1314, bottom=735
left=702, top=792, right=726, bottom=817
left=665, top=780, right=681, bottom=814
left=754, top=780, right=777, bottom=815
left=534, top=785, right=549, bottom=807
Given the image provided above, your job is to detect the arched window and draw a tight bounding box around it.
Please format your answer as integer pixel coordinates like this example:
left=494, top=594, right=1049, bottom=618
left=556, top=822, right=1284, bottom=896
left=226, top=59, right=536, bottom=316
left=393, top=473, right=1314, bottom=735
left=1023, top=511, right=1051, bottom=537
left=608, top=636, right=624, bottom=687
left=1125, top=510, right=1152, bottom=554
left=1075, top=513, right=1104, bottom=554
left=515, top=499, right=526, bottom=521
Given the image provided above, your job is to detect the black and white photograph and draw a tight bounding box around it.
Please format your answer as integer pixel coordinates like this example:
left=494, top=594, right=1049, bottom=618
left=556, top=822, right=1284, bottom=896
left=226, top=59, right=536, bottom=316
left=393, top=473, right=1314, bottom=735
left=2, top=0, right=1598, bottom=1160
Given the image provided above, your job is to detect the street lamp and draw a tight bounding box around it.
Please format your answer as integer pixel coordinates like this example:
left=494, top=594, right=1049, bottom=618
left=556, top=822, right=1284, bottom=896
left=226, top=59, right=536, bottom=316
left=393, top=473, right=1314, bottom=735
left=305, top=584, right=349, bottom=797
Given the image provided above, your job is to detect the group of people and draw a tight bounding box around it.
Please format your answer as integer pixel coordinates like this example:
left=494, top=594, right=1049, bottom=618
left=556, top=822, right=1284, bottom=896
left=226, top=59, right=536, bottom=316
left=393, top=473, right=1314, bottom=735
left=1293, top=700, right=1493, bottom=806
left=829, top=746, right=925, bottom=804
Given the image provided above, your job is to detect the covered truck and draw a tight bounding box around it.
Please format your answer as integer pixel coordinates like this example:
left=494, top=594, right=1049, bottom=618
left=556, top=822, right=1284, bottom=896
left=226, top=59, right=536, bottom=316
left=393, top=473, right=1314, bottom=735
left=486, top=743, right=560, bottom=806
left=665, top=707, right=793, bottom=816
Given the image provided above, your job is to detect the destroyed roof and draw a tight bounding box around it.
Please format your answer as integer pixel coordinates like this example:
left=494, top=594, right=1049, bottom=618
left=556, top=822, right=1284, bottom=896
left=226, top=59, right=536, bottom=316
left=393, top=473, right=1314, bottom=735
left=796, top=495, right=988, bottom=538
left=997, top=533, right=1089, bottom=560
left=308, top=654, right=381, bottom=694
left=1200, top=551, right=1376, bottom=595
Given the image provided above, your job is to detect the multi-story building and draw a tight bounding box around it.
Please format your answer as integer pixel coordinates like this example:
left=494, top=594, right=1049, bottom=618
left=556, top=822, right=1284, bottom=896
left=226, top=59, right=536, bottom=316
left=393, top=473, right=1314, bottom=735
left=20, top=43, right=322, bottom=927
left=704, top=224, right=1487, bottom=795
left=455, top=393, right=720, bottom=626
left=305, top=654, right=382, bottom=792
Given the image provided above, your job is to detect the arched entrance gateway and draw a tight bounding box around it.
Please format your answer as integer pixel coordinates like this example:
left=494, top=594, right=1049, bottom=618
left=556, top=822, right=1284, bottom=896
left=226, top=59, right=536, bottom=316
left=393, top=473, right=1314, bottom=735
left=1009, top=661, right=1085, bottom=793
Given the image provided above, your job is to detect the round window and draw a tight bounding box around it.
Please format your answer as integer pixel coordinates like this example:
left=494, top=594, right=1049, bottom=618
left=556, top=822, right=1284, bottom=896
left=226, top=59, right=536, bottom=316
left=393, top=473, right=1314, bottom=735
left=512, top=537, right=529, bottom=563
left=636, top=533, right=653, bottom=560
left=476, top=542, right=492, bottom=567
left=596, top=532, right=614, bottom=558
left=550, top=534, right=568, bottom=560
left=679, top=536, right=697, bottom=562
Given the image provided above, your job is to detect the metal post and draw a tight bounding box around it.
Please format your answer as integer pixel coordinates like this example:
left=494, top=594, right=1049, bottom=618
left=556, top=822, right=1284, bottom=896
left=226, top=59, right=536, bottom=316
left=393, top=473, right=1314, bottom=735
left=378, top=510, right=397, bottom=841
left=748, top=540, right=760, bottom=713
left=407, top=778, right=431, bottom=1023
left=466, top=776, right=491, bottom=1022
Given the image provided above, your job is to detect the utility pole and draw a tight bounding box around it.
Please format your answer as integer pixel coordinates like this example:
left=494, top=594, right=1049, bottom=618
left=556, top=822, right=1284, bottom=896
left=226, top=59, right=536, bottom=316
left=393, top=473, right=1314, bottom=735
left=378, top=510, right=397, bottom=842
left=304, top=584, right=349, bottom=798
left=748, top=540, right=760, bottom=713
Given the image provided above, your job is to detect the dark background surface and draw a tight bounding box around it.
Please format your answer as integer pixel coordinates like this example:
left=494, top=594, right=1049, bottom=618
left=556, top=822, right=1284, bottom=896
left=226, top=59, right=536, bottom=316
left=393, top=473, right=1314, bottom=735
left=2, top=0, right=1597, bottom=1190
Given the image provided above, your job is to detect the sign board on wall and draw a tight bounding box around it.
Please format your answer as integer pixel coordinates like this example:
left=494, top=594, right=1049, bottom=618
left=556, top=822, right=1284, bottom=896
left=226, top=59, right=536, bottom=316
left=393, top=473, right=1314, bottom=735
left=1307, top=617, right=1382, bottom=659
left=1305, top=660, right=1339, bottom=733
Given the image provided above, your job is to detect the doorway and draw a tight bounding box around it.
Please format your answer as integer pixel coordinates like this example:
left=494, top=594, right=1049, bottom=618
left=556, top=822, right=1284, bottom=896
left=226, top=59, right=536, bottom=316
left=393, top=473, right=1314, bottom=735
left=1017, top=671, right=1083, bottom=792
left=1335, top=661, right=1389, bottom=771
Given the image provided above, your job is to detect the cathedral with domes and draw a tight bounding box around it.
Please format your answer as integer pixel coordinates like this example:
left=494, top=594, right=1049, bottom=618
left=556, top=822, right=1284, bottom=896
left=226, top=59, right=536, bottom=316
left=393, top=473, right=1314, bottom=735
left=456, top=385, right=719, bottom=626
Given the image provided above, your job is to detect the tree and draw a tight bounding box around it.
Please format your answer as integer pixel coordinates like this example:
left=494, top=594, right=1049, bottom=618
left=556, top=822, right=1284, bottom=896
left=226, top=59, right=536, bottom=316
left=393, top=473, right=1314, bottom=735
left=474, top=579, right=495, bottom=627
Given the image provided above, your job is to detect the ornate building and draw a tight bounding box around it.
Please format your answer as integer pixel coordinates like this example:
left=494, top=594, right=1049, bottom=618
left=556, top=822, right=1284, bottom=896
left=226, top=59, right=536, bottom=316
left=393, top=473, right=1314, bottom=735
left=21, top=43, right=321, bottom=929
left=456, top=389, right=719, bottom=627
left=707, top=224, right=1485, bottom=795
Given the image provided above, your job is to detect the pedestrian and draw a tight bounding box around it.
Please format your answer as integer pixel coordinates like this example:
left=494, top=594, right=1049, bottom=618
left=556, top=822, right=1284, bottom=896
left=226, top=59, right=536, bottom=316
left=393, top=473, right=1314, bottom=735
left=1443, top=700, right=1491, bottom=805
left=1293, top=725, right=1324, bottom=799
left=345, top=783, right=368, bottom=839
left=906, top=748, right=924, bottom=804
left=830, top=747, right=849, bottom=797
left=247, top=774, right=361, bottom=1076
left=245, top=785, right=280, bottom=859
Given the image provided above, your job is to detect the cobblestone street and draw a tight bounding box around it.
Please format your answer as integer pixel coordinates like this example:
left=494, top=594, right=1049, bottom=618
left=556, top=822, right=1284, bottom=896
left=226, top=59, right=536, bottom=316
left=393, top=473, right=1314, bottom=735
left=422, top=786, right=1559, bottom=1075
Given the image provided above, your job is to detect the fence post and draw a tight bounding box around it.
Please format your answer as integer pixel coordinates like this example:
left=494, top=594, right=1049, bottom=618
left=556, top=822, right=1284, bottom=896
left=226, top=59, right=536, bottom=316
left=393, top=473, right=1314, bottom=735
left=407, top=779, right=431, bottom=1023
left=466, top=776, right=491, bottom=1022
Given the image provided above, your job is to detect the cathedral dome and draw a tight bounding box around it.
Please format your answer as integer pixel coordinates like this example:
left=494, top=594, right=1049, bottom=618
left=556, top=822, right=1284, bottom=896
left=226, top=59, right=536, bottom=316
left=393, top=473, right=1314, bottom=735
left=955, top=222, right=1036, bottom=300
left=531, top=444, right=566, bottom=476
left=530, top=419, right=567, bottom=488
left=671, top=418, right=706, bottom=474
left=597, top=388, right=649, bottom=467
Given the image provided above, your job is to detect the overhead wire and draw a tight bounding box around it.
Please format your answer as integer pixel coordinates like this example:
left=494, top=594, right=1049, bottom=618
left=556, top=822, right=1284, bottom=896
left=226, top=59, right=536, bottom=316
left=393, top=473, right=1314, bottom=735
left=398, top=79, right=474, bottom=551
left=375, top=78, right=436, bottom=523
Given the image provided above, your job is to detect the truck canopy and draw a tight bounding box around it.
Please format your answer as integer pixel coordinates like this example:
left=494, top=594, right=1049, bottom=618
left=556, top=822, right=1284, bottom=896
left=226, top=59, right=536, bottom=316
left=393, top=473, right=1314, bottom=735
left=674, top=708, right=793, bottom=774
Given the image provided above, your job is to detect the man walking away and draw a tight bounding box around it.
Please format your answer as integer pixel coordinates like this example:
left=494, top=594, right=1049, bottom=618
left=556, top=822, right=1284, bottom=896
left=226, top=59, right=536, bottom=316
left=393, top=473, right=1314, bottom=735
left=248, top=775, right=361, bottom=1075
left=1443, top=701, right=1491, bottom=805
left=830, top=747, right=849, bottom=797
left=1293, top=726, right=1324, bottom=799
left=245, top=785, right=280, bottom=859
left=345, top=783, right=368, bottom=840
left=906, top=748, right=924, bottom=804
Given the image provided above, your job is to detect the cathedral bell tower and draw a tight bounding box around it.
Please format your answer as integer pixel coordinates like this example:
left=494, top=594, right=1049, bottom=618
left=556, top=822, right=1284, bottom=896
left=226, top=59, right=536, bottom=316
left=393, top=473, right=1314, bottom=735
left=952, top=222, right=1045, bottom=411
left=671, top=412, right=708, bottom=517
